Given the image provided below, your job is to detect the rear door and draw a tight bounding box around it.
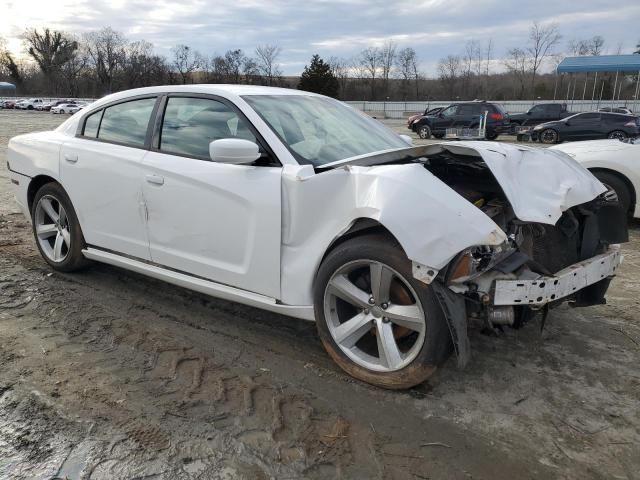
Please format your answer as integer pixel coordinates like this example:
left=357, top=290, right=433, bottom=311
left=60, top=96, right=158, bottom=260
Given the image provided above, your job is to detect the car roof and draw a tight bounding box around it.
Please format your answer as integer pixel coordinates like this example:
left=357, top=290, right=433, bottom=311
left=91, top=85, right=317, bottom=107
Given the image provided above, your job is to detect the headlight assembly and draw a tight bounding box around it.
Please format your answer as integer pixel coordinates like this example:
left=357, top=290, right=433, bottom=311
left=446, top=242, right=514, bottom=285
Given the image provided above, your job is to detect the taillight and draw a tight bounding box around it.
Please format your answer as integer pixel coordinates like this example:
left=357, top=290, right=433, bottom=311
left=624, top=120, right=637, bottom=127
left=489, top=113, right=504, bottom=121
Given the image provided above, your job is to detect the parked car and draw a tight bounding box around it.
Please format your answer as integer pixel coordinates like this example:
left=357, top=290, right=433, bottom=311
left=531, top=112, right=640, bottom=144
left=15, top=98, right=46, bottom=110
left=509, top=103, right=572, bottom=128
left=599, top=106, right=633, bottom=115
left=411, top=101, right=510, bottom=140
left=551, top=137, right=640, bottom=216
left=51, top=103, right=82, bottom=114
left=7, top=85, right=627, bottom=389
left=2, top=100, right=16, bottom=109
left=407, top=107, right=444, bottom=129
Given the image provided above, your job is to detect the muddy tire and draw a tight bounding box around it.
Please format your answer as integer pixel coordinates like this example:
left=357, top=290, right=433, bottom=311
left=592, top=171, right=632, bottom=214
left=313, top=234, right=452, bottom=389
left=417, top=125, right=432, bottom=139
left=539, top=128, right=559, bottom=144
left=31, top=182, right=91, bottom=272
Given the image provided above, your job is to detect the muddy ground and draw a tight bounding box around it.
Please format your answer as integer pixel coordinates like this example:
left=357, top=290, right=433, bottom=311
left=0, top=110, right=638, bottom=479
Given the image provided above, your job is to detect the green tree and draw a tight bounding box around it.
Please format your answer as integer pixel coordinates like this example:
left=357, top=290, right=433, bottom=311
left=298, top=54, right=339, bottom=98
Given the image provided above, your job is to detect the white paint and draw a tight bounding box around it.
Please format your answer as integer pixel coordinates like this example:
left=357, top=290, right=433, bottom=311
left=551, top=139, right=640, bottom=218
left=7, top=85, right=608, bottom=320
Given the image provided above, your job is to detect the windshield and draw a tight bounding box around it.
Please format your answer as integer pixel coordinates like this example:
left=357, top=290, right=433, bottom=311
left=242, top=95, right=408, bottom=167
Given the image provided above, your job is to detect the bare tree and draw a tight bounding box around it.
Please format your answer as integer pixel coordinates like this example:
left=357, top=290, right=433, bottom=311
left=359, top=47, right=381, bottom=100
left=396, top=47, right=420, bottom=99
left=254, top=44, right=282, bottom=86
left=527, top=21, right=562, bottom=97
left=328, top=56, right=351, bottom=99
left=379, top=40, right=397, bottom=98
left=171, top=44, right=201, bottom=84
left=437, top=54, right=462, bottom=99
left=504, top=48, right=529, bottom=99
left=23, top=28, right=78, bottom=93
left=60, top=41, right=89, bottom=96
left=84, top=27, right=126, bottom=93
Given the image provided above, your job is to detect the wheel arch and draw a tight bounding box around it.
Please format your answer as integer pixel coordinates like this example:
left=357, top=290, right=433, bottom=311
left=320, top=218, right=405, bottom=265
left=589, top=167, right=637, bottom=212
left=27, top=175, right=59, bottom=213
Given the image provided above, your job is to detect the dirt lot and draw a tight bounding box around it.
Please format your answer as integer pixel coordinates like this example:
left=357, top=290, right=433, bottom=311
left=0, top=110, right=639, bottom=479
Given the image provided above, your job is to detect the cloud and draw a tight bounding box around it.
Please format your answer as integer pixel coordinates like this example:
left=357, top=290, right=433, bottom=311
left=1, top=0, right=638, bottom=75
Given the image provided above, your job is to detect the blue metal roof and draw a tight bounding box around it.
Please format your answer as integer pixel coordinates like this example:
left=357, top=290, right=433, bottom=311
left=0, top=82, right=16, bottom=91
left=557, top=55, right=640, bottom=73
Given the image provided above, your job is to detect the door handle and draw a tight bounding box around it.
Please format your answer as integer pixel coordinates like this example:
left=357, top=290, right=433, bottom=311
left=64, top=153, right=78, bottom=163
left=145, top=174, right=164, bottom=186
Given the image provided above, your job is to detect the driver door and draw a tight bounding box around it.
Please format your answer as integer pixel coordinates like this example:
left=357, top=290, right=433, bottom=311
left=432, top=105, right=458, bottom=133
left=141, top=95, right=282, bottom=298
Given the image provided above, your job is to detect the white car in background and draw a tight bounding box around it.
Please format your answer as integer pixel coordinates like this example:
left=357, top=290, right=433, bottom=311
left=551, top=138, right=640, bottom=218
left=6, top=85, right=627, bottom=389
left=51, top=103, right=83, bottom=114
left=15, top=98, right=45, bottom=110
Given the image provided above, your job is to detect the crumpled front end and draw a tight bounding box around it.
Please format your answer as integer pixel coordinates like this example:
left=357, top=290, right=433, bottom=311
left=422, top=143, right=628, bottom=365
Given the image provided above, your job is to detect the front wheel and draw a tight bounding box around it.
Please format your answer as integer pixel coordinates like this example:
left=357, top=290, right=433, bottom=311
left=313, top=234, right=452, bottom=389
left=592, top=171, right=632, bottom=214
left=417, top=125, right=432, bottom=139
left=539, top=128, right=559, bottom=144
left=31, top=182, right=90, bottom=272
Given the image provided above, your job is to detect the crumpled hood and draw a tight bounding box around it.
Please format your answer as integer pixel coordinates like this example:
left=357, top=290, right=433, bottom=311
left=420, top=141, right=606, bottom=224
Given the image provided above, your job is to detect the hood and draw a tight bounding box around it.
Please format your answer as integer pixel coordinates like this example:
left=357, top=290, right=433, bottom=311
left=550, top=139, right=630, bottom=155
left=417, top=142, right=606, bottom=225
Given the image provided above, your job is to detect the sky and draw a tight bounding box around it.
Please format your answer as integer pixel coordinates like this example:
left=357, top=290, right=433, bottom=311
left=1, top=0, right=639, bottom=76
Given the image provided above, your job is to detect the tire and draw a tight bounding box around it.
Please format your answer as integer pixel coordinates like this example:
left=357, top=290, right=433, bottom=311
left=31, top=182, right=90, bottom=272
left=607, top=130, right=627, bottom=141
left=417, top=125, right=431, bottom=139
left=539, top=128, right=559, bottom=144
left=313, top=234, right=452, bottom=389
left=60, top=109, right=66, bottom=114
left=27, top=105, right=33, bottom=110
left=592, top=171, right=632, bottom=214
left=485, top=132, right=499, bottom=140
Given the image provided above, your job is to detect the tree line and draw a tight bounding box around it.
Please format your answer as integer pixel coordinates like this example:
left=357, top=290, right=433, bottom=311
left=1, top=24, right=639, bottom=101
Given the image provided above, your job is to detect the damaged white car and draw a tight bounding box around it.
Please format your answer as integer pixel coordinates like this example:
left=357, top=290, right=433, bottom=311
left=8, top=86, right=628, bottom=389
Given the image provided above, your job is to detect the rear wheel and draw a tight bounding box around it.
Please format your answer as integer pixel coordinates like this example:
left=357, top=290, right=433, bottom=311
left=592, top=171, right=632, bottom=214
left=314, top=234, right=452, bottom=389
left=540, top=128, right=559, bottom=144
left=417, top=125, right=431, bottom=139
left=31, top=182, right=90, bottom=272
left=607, top=130, right=627, bottom=141
left=485, top=132, right=499, bottom=140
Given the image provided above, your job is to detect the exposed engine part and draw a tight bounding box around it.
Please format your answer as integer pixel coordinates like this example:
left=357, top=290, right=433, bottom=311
left=488, top=306, right=515, bottom=326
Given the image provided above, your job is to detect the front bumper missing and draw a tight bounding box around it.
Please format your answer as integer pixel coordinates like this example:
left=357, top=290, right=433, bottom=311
left=493, top=246, right=622, bottom=306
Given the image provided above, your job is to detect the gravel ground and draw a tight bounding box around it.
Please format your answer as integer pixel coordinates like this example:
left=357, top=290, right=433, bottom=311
left=0, top=109, right=639, bottom=479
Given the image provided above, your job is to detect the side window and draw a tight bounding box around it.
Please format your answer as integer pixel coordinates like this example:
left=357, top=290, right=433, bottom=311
left=160, top=97, right=257, bottom=159
left=441, top=106, right=458, bottom=118
left=573, top=113, right=600, bottom=123
left=98, top=97, right=156, bottom=147
left=529, top=105, right=543, bottom=114
left=457, top=105, right=474, bottom=116
left=83, top=109, right=103, bottom=138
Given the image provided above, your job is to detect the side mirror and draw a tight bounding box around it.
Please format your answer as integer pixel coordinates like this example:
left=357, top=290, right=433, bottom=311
left=526, top=111, right=532, bottom=115
left=399, top=134, right=413, bottom=146
left=209, top=139, right=261, bottom=165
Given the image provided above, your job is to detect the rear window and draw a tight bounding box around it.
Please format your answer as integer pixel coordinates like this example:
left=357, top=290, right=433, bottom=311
left=491, top=104, right=506, bottom=114
left=97, top=97, right=156, bottom=147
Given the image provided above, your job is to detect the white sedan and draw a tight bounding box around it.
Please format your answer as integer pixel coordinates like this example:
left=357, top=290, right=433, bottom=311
left=7, top=85, right=627, bottom=389
left=551, top=138, right=640, bottom=218
left=51, top=103, right=83, bottom=114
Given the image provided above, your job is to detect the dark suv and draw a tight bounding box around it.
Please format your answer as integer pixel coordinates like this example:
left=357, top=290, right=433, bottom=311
left=410, top=101, right=510, bottom=140
left=531, top=112, right=640, bottom=143
left=509, top=103, right=572, bottom=127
